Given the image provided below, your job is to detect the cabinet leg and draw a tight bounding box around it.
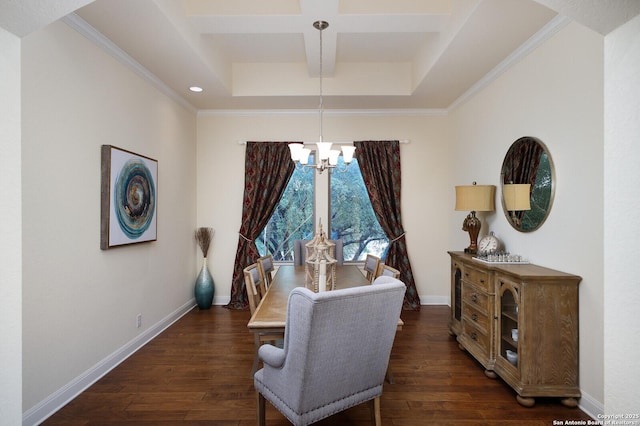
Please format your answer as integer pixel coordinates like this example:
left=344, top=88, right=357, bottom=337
left=560, top=397, right=578, bottom=408
left=516, top=395, right=536, bottom=407
left=484, top=370, right=497, bottom=379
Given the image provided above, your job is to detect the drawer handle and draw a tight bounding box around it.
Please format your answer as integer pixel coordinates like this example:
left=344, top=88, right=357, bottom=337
left=471, top=314, right=478, bottom=321
left=471, top=294, right=478, bottom=302
left=471, top=332, right=478, bottom=341
left=480, top=279, right=485, bottom=283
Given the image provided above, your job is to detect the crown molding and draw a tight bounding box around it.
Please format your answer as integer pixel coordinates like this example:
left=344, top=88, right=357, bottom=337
left=62, top=13, right=197, bottom=114
left=198, top=108, right=448, bottom=117
left=447, top=14, right=572, bottom=113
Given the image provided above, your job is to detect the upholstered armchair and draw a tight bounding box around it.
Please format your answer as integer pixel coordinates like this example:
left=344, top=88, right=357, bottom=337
left=253, top=279, right=406, bottom=425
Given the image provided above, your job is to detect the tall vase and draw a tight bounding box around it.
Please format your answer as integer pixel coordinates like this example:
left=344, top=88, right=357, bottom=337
left=194, top=257, right=215, bottom=309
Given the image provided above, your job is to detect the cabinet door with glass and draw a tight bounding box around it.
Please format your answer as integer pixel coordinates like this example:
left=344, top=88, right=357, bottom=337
left=449, top=256, right=463, bottom=336
left=496, top=279, right=520, bottom=380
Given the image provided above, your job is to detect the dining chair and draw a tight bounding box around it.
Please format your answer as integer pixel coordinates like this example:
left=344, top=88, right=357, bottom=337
left=329, top=239, right=344, bottom=265
left=293, top=240, right=309, bottom=265
left=256, top=254, right=274, bottom=289
left=377, top=263, right=401, bottom=279
left=371, top=273, right=403, bottom=385
left=243, top=263, right=265, bottom=314
left=254, top=279, right=406, bottom=426
left=363, top=254, right=381, bottom=283
left=244, top=263, right=283, bottom=375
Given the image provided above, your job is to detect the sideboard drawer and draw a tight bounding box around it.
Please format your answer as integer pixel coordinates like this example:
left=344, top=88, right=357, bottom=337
left=463, top=265, right=490, bottom=291
left=462, top=283, right=489, bottom=313
left=462, top=320, right=490, bottom=355
left=463, top=302, right=489, bottom=332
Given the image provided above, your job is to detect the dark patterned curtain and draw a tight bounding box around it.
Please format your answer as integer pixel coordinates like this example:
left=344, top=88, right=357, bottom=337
left=354, top=140, right=420, bottom=310
left=225, top=142, right=296, bottom=310
left=502, top=137, right=543, bottom=221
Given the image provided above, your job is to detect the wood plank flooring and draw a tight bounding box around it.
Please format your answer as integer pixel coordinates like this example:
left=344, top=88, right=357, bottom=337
left=43, top=305, right=593, bottom=425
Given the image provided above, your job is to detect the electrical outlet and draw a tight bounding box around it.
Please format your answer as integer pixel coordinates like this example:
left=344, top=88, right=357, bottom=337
left=136, top=314, right=142, bottom=328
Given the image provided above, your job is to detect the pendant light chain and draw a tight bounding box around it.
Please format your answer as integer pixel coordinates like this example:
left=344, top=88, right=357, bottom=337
left=318, top=21, right=325, bottom=143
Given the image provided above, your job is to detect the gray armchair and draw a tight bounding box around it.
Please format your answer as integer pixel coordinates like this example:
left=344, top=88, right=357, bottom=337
left=253, top=279, right=406, bottom=425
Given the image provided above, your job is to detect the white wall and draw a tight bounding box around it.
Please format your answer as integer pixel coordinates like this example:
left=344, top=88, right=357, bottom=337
left=450, top=22, right=604, bottom=414
left=21, top=20, right=198, bottom=416
left=604, top=14, right=640, bottom=414
left=196, top=111, right=453, bottom=305
left=0, top=26, right=23, bottom=426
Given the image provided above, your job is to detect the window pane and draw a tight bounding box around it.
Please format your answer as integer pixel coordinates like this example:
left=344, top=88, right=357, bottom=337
left=330, top=157, right=388, bottom=261
left=256, top=159, right=314, bottom=261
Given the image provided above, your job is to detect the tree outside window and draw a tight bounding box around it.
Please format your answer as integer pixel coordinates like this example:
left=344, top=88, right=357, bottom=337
left=330, top=157, right=388, bottom=261
left=256, top=157, right=314, bottom=261
left=257, top=155, right=387, bottom=262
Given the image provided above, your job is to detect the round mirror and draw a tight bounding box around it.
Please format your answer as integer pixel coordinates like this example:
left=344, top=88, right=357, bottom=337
left=500, top=137, right=555, bottom=232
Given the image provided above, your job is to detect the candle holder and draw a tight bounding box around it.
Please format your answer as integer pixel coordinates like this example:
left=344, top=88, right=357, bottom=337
left=305, top=223, right=337, bottom=292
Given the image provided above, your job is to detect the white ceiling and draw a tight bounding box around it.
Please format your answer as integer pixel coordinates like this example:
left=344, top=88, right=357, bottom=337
left=2, top=0, right=640, bottom=111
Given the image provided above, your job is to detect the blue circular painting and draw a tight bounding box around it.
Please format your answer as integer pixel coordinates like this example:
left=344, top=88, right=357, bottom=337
left=114, top=159, right=156, bottom=239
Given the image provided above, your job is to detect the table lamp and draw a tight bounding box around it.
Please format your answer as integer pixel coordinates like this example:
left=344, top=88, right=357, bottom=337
left=455, top=182, right=495, bottom=254
left=503, top=183, right=531, bottom=227
left=503, top=183, right=531, bottom=211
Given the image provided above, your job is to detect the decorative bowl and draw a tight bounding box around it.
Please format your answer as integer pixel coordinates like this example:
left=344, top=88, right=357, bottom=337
left=506, top=349, right=518, bottom=365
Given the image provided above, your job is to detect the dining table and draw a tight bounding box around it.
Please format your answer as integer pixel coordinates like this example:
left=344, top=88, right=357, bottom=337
left=247, top=264, right=404, bottom=379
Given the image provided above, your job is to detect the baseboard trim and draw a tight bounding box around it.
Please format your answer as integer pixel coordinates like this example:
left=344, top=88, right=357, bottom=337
left=22, top=300, right=196, bottom=426
left=578, top=390, right=604, bottom=420
left=420, top=296, right=449, bottom=305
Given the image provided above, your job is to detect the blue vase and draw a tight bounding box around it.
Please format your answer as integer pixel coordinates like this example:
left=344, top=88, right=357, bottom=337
left=195, top=257, right=215, bottom=309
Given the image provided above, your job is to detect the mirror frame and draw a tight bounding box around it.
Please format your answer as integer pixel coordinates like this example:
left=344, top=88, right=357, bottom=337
left=500, top=137, right=555, bottom=232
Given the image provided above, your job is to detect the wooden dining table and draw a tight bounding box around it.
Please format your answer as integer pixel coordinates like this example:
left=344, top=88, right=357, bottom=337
left=247, top=264, right=403, bottom=378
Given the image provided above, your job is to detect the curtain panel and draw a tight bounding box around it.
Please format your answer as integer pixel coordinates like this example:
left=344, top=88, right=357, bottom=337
left=354, top=140, right=421, bottom=310
left=226, top=142, right=296, bottom=310
left=503, top=138, right=543, bottom=222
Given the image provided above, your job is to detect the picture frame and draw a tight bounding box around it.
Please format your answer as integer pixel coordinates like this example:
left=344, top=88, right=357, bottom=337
left=100, top=145, right=158, bottom=250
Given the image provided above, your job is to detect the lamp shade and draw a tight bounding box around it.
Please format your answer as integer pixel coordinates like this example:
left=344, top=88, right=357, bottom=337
left=316, top=142, right=332, bottom=160
left=455, top=185, right=495, bottom=212
left=341, top=146, right=356, bottom=164
left=503, top=183, right=531, bottom=211
left=328, top=150, right=341, bottom=166
left=288, top=143, right=304, bottom=161
left=299, top=148, right=311, bottom=165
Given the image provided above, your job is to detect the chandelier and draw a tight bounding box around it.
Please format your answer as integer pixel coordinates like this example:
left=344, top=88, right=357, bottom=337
left=288, top=21, right=356, bottom=174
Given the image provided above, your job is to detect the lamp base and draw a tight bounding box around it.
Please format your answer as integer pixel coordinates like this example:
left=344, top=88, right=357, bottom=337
left=462, top=211, right=481, bottom=254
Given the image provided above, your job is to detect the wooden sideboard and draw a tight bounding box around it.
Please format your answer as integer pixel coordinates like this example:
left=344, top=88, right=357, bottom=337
left=448, top=251, right=582, bottom=407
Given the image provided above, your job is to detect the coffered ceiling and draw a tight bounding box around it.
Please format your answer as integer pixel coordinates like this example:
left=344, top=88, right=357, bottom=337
left=3, top=0, right=640, bottom=111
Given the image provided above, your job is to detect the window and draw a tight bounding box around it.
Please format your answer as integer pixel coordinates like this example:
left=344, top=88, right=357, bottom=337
left=257, top=153, right=387, bottom=263
left=330, top=157, right=388, bottom=261
left=256, top=156, right=314, bottom=261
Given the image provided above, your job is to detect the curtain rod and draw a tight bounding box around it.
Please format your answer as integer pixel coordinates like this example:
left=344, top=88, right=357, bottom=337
left=237, top=140, right=410, bottom=145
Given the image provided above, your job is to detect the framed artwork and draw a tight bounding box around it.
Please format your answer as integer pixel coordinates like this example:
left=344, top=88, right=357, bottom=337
left=101, top=145, right=158, bottom=250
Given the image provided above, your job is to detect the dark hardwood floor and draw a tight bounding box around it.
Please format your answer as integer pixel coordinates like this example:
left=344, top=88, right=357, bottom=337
left=44, top=305, right=593, bottom=425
